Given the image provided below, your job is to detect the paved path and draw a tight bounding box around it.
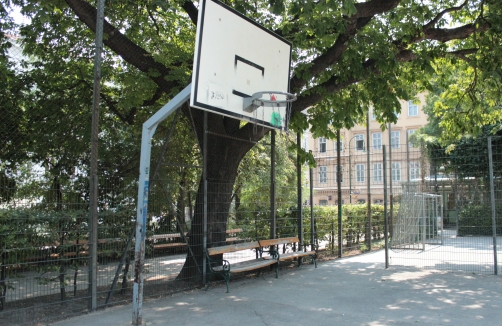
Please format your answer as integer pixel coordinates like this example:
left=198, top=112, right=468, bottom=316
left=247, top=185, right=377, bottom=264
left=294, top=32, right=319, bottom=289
left=52, top=250, right=502, bottom=325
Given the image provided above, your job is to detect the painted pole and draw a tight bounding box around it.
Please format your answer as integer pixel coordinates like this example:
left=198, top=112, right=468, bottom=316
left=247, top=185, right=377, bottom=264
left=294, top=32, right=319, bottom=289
left=297, top=133, right=303, bottom=248
left=488, top=137, right=498, bottom=275
left=337, top=130, right=343, bottom=257
left=132, top=85, right=191, bottom=325
left=202, top=111, right=208, bottom=284
left=310, top=165, right=315, bottom=251
left=89, top=0, right=105, bottom=311
left=270, top=130, right=277, bottom=239
left=383, top=145, right=389, bottom=269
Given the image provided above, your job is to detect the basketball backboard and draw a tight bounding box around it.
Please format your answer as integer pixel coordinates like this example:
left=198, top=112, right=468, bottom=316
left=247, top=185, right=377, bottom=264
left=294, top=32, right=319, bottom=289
left=190, top=0, right=292, bottom=130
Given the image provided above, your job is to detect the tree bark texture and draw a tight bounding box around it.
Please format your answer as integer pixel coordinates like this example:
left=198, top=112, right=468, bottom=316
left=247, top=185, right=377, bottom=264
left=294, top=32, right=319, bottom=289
left=177, top=122, right=261, bottom=279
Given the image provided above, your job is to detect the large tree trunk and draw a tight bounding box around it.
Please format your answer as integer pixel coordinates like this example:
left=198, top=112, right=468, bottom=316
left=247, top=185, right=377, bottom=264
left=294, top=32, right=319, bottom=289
left=177, top=111, right=267, bottom=280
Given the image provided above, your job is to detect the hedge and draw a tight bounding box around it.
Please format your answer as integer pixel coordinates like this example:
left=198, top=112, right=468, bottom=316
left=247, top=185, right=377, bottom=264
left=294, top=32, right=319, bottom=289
left=458, top=203, right=502, bottom=236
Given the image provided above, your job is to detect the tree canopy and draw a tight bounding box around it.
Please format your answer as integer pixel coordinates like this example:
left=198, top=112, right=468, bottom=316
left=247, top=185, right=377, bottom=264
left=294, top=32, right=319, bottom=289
left=1, top=0, right=500, bottom=158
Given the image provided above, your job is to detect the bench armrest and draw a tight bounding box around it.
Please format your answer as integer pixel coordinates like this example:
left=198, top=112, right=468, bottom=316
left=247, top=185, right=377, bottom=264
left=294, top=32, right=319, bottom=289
left=261, top=248, right=280, bottom=260
left=206, top=252, right=230, bottom=272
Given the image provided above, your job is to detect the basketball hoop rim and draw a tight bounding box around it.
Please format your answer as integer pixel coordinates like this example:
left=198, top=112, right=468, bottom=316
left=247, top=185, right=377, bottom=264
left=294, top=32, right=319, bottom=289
left=243, top=90, right=297, bottom=113
left=249, top=91, right=297, bottom=104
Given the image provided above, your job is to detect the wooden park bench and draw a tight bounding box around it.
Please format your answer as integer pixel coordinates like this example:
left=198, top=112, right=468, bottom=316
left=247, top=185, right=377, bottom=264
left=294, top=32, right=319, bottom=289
left=259, top=237, right=317, bottom=268
left=150, top=228, right=245, bottom=253
left=206, top=241, right=279, bottom=293
left=149, top=232, right=188, bottom=251
left=223, top=228, right=244, bottom=244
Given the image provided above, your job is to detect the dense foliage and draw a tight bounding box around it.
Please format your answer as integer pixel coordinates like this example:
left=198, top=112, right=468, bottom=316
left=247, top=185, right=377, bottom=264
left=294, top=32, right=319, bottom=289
left=458, top=203, right=502, bottom=236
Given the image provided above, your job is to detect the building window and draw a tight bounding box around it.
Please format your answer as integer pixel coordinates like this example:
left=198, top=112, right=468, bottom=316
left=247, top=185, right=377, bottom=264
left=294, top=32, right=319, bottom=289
left=355, top=134, right=364, bottom=151
left=407, top=129, right=416, bottom=148
left=373, top=163, right=383, bottom=183
left=372, top=132, right=382, bottom=150
left=392, top=162, right=401, bottom=181
left=356, top=164, right=365, bottom=182
left=335, top=200, right=344, bottom=205
left=319, top=166, right=327, bottom=183
left=374, top=199, right=384, bottom=204
left=319, top=199, right=328, bottom=206
left=335, top=165, right=344, bottom=183
left=334, top=140, right=344, bottom=152
left=391, top=131, right=400, bottom=149
left=302, top=135, right=308, bottom=151
left=357, top=199, right=366, bottom=204
left=319, top=137, right=326, bottom=153
left=408, top=100, right=418, bottom=116
left=410, top=161, right=421, bottom=180
left=371, top=108, right=377, bottom=120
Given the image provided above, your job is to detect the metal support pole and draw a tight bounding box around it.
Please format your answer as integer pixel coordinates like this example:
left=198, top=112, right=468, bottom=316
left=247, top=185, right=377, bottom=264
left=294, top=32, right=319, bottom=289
left=366, top=114, right=371, bottom=250
left=439, top=195, right=444, bottom=245
left=337, top=130, right=343, bottom=257
left=488, top=137, right=498, bottom=275
left=422, top=195, right=426, bottom=251
left=383, top=145, right=389, bottom=268
left=270, top=130, right=277, bottom=239
left=309, top=166, right=315, bottom=251
left=406, top=131, right=410, bottom=185
left=132, top=84, right=191, bottom=325
left=202, top=111, right=208, bottom=283
left=297, top=133, right=303, bottom=247
left=132, top=126, right=153, bottom=326
left=88, top=0, right=105, bottom=312
left=388, top=123, right=393, bottom=248
left=349, top=146, right=352, bottom=204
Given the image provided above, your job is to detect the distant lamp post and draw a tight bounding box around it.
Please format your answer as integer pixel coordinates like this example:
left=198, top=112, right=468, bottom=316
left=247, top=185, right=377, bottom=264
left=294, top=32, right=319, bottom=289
left=349, top=136, right=365, bottom=203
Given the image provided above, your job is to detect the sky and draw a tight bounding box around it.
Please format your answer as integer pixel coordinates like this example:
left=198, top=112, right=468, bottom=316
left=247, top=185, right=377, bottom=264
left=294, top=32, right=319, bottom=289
left=10, top=5, right=30, bottom=25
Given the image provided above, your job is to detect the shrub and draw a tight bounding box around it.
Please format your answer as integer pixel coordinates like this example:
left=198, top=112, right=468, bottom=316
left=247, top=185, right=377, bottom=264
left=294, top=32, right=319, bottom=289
left=458, top=203, right=502, bottom=236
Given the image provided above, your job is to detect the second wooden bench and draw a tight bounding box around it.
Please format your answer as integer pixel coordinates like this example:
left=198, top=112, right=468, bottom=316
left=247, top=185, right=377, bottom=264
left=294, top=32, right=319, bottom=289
left=259, top=237, right=317, bottom=268
left=206, top=241, right=279, bottom=293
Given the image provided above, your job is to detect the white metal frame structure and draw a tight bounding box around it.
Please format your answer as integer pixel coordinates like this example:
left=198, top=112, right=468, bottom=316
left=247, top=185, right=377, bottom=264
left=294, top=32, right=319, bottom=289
left=132, top=84, right=191, bottom=325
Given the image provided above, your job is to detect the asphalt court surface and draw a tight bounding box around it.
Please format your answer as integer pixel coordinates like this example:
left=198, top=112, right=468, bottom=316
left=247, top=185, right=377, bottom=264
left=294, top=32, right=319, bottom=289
left=52, top=250, right=502, bottom=325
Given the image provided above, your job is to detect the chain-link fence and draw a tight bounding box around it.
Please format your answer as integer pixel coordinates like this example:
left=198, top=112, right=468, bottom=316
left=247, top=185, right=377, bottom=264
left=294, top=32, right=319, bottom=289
left=387, top=137, right=502, bottom=274
left=311, top=137, right=501, bottom=274
left=3, top=123, right=502, bottom=325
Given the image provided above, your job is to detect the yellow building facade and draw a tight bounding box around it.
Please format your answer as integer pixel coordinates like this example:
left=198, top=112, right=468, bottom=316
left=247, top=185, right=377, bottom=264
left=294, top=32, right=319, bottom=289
left=306, top=93, right=429, bottom=205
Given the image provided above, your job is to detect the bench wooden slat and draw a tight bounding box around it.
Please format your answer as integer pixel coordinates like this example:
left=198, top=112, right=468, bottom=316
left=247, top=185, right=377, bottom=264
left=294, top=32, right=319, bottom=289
left=211, top=258, right=276, bottom=273
left=278, top=251, right=316, bottom=261
left=259, top=237, right=299, bottom=248
left=262, top=251, right=315, bottom=260
left=149, top=233, right=186, bottom=240
left=206, top=240, right=279, bottom=293
left=207, top=241, right=260, bottom=255
left=153, top=243, right=187, bottom=250
left=259, top=237, right=317, bottom=268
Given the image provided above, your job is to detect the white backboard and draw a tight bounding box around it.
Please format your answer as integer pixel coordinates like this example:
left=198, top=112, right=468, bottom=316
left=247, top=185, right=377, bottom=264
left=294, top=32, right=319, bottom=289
left=190, top=0, right=292, bottom=130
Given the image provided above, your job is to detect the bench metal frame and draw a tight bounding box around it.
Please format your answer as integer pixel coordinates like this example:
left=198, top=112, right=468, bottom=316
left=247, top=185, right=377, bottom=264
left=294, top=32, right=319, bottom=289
left=205, top=241, right=279, bottom=293
left=259, top=237, right=317, bottom=268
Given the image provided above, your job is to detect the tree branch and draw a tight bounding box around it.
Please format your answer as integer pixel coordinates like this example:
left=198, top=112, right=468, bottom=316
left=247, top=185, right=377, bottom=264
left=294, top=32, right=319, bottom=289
left=290, top=0, right=401, bottom=92
left=65, top=0, right=183, bottom=93
left=425, top=22, right=490, bottom=42
left=292, top=44, right=480, bottom=113
left=147, top=7, right=161, bottom=36
left=181, top=0, right=198, bottom=25
left=423, top=0, right=468, bottom=32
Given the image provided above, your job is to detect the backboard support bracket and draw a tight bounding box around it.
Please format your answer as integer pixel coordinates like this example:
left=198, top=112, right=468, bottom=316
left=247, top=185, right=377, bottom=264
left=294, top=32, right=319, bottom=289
left=243, top=91, right=297, bottom=113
